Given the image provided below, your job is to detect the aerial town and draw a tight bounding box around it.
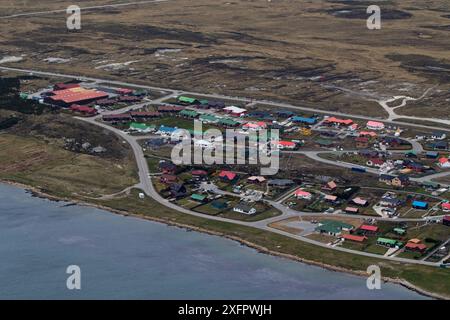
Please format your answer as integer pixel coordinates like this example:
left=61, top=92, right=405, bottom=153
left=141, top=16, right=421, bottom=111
left=16, top=77, right=450, bottom=266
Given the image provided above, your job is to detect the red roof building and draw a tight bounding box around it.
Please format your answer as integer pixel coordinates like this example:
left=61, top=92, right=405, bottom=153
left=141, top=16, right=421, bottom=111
left=443, top=215, right=450, bottom=226
left=47, top=87, right=109, bottom=107
left=322, top=181, right=337, bottom=191
left=219, top=170, right=237, bottom=181
left=405, top=242, right=427, bottom=252
left=359, top=225, right=379, bottom=233
left=345, top=207, right=359, bottom=214
left=70, top=104, right=97, bottom=115
left=342, top=234, right=367, bottom=242
left=192, top=170, right=208, bottom=176
left=324, top=117, right=354, bottom=126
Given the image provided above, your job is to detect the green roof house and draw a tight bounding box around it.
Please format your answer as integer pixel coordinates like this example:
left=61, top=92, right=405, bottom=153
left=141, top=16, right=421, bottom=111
left=180, top=109, right=199, bottom=118
left=377, top=237, right=403, bottom=248
left=393, top=228, right=406, bottom=235
left=219, top=118, right=239, bottom=127
left=199, top=114, right=219, bottom=123
left=178, top=96, right=198, bottom=105
left=191, top=194, right=207, bottom=202
left=129, top=122, right=156, bottom=133
left=315, top=220, right=354, bottom=237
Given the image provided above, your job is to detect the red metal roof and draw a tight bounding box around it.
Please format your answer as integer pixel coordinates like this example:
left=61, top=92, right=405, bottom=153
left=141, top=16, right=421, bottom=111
left=342, top=234, right=367, bottom=242
left=360, top=224, right=378, bottom=232
left=219, top=170, right=237, bottom=180
left=325, top=117, right=353, bottom=125
left=49, top=87, right=109, bottom=104
left=405, top=243, right=427, bottom=250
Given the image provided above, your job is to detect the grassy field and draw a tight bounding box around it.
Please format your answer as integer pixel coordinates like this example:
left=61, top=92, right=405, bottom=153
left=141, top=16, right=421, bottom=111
left=0, top=134, right=138, bottom=198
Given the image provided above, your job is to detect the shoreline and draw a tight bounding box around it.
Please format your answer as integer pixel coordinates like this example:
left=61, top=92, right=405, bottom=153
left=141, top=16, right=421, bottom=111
left=1, top=179, right=447, bottom=300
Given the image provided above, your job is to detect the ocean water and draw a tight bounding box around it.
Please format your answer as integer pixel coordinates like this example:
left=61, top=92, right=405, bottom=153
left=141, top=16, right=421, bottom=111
left=0, top=183, right=427, bottom=300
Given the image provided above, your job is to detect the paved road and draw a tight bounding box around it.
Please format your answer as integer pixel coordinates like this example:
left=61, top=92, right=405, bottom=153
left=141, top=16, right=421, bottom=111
left=2, top=66, right=450, bottom=132
left=3, top=66, right=446, bottom=266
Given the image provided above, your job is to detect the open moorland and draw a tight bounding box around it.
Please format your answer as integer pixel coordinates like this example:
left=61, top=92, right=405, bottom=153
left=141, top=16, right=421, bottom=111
left=1, top=0, right=450, bottom=119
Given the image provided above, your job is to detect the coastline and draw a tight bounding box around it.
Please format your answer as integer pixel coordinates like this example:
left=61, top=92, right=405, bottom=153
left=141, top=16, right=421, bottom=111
left=1, top=179, right=447, bottom=300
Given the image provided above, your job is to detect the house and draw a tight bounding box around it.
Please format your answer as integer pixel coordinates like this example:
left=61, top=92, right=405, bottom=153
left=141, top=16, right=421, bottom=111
left=405, top=241, right=427, bottom=253
left=322, top=181, right=337, bottom=192
left=315, top=138, right=334, bottom=148
left=367, top=121, right=385, bottom=130
left=431, top=131, right=446, bottom=140
left=359, top=224, right=378, bottom=234
left=275, top=140, right=296, bottom=150
left=393, top=228, right=406, bottom=236
left=277, top=110, right=295, bottom=118
left=233, top=204, right=257, bottom=215
left=359, top=149, right=380, bottom=158
left=267, top=179, right=295, bottom=189
left=115, top=88, right=133, bottom=95
left=219, top=170, right=238, bottom=182
left=129, top=122, right=156, bottom=133
left=352, top=197, right=368, bottom=207
left=118, top=96, right=142, bottom=103
left=192, top=170, right=208, bottom=177
left=211, top=200, right=228, bottom=210
left=130, top=111, right=161, bottom=119
left=219, top=118, right=240, bottom=127
left=315, top=220, right=354, bottom=237
left=159, top=161, right=177, bottom=174
left=355, top=137, right=369, bottom=149
left=157, top=125, right=178, bottom=137
left=324, top=195, right=338, bottom=202
left=324, top=117, right=353, bottom=127
left=294, top=189, right=313, bottom=200
left=379, top=198, right=403, bottom=208
left=223, top=106, right=247, bottom=117
left=102, top=113, right=132, bottom=122
left=178, top=96, right=199, bottom=105
left=291, top=116, right=317, bottom=125
left=429, top=141, right=448, bottom=150
left=412, top=200, right=428, bottom=210
left=438, top=157, right=450, bottom=168
left=367, top=158, right=384, bottom=168
left=157, top=105, right=184, bottom=113
left=426, top=151, right=440, bottom=159
left=199, top=114, right=219, bottom=124
left=70, top=104, right=97, bottom=116
left=160, top=174, right=177, bottom=184
left=377, top=238, right=403, bottom=248
left=179, top=109, right=199, bottom=119
left=443, top=216, right=450, bottom=226
left=379, top=174, right=409, bottom=188
left=169, top=183, right=187, bottom=198
left=442, top=203, right=450, bottom=213
left=359, top=131, right=378, bottom=138
left=243, top=121, right=267, bottom=131
left=341, top=234, right=367, bottom=243
left=208, top=101, right=225, bottom=109
left=247, top=176, right=266, bottom=184
left=191, top=194, right=207, bottom=203
left=345, top=207, right=359, bottom=214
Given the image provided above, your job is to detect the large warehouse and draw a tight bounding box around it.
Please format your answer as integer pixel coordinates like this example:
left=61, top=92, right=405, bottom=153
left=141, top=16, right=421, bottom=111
left=45, top=87, right=109, bottom=107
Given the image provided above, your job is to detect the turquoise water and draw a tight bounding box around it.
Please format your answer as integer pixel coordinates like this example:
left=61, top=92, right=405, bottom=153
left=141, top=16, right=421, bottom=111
left=0, top=183, right=427, bottom=299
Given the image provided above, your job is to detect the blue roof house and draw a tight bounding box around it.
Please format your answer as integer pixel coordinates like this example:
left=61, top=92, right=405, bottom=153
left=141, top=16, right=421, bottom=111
left=291, top=116, right=317, bottom=125
left=412, top=201, right=428, bottom=210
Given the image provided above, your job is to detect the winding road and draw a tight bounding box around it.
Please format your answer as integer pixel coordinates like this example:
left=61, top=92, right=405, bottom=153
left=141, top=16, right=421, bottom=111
left=3, top=66, right=449, bottom=267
